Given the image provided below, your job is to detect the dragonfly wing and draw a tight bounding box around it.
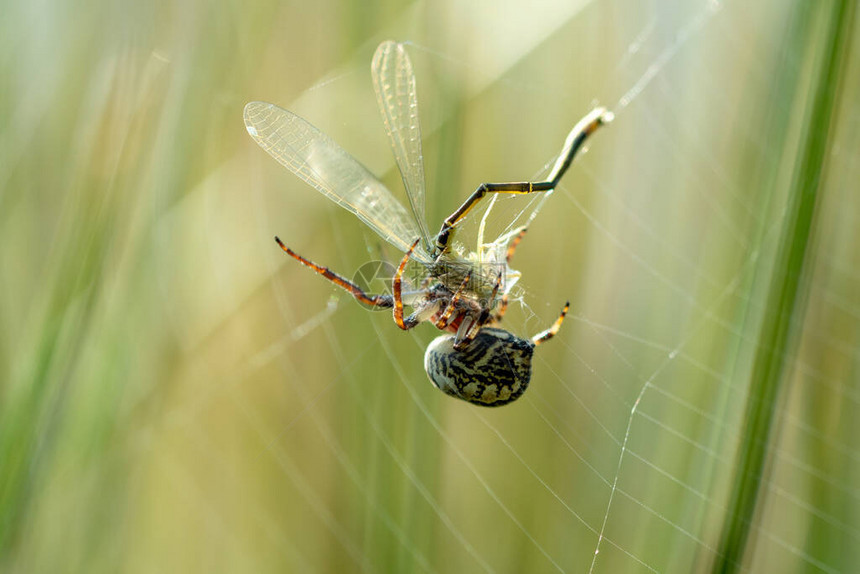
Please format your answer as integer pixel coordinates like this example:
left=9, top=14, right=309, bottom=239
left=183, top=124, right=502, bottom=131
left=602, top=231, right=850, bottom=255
left=244, top=101, right=432, bottom=264
left=371, top=41, right=432, bottom=250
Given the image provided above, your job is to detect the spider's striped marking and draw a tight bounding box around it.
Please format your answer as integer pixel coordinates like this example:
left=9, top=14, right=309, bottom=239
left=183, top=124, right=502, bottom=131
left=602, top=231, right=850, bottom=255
left=425, top=328, right=534, bottom=407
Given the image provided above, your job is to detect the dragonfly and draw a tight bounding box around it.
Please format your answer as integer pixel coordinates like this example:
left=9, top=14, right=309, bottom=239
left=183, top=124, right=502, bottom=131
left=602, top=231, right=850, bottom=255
left=244, top=41, right=612, bottom=406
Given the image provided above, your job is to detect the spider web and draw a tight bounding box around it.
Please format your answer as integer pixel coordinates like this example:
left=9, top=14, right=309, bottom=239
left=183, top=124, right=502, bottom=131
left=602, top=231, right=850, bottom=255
left=170, top=1, right=859, bottom=572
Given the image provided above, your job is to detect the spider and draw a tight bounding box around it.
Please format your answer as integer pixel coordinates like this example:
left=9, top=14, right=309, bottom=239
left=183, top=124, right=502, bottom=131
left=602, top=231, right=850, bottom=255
left=245, top=41, right=612, bottom=406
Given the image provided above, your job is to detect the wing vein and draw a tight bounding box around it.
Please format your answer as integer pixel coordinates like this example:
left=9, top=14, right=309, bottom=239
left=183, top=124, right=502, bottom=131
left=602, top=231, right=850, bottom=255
left=244, top=101, right=432, bottom=264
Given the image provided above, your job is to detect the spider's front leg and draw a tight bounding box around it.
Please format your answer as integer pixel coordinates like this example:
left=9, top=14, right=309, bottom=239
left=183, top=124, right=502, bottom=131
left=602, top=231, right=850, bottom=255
left=275, top=237, right=393, bottom=308
left=393, top=239, right=424, bottom=330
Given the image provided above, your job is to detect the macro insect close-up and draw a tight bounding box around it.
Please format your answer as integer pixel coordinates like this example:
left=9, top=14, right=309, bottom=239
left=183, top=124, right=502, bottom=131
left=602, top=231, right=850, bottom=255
left=6, top=1, right=859, bottom=571
left=244, top=40, right=612, bottom=406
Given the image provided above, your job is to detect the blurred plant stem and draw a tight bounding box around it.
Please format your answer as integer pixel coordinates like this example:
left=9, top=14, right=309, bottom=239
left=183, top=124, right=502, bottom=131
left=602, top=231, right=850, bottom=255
left=711, top=1, right=856, bottom=572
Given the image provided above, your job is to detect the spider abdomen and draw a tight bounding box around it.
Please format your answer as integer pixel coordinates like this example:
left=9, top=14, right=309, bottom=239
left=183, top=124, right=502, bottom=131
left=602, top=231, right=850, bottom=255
left=424, top=328, right=534, bottom=406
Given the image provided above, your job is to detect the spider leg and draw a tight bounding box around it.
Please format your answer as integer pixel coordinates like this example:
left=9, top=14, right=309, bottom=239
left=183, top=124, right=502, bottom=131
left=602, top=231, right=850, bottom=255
left=477, top=271, right=503, bottom=326
left=492, top=296, right=510, bottom=324
left=453, top=315, right=476, bottom=350
left=434, top=272, right=471, bottom=330
left=275, top=237, right=393, bottom=308
left=451, top=272, right=503, bottom=350
left=433, top=107, right=611, bottom=257
left=393, top=239, right=422, bottom=330
left=491, top=274, right=510, bottom=323
left=531, top=301, right=570, bottom=346
left=454, top=311, right=486, bottom=350
left=487, top=229, right=529, bottom=324
left=506, top=227, right=529, bottom=263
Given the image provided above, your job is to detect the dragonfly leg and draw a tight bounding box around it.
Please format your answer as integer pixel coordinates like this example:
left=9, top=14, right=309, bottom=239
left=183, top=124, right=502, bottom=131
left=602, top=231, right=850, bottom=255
left=433, top=107, right=611, bottom=258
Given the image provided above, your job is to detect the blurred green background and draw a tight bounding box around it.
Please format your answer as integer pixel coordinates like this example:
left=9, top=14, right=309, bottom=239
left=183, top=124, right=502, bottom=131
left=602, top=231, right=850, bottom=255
left=2, top=0, right=858, bottom=572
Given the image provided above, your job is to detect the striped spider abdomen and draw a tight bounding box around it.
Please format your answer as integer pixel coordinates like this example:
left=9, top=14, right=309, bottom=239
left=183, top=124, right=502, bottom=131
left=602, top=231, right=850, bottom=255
left=424, top=328, right=534, bottom=407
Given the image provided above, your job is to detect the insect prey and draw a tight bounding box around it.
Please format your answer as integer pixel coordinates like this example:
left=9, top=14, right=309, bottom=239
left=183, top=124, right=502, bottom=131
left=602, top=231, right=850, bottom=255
left=244, top=41, right=612, bottom=406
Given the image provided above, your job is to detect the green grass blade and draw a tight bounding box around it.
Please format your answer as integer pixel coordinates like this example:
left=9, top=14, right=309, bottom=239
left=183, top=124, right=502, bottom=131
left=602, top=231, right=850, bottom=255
left=711, top=2, right=856, bottom=572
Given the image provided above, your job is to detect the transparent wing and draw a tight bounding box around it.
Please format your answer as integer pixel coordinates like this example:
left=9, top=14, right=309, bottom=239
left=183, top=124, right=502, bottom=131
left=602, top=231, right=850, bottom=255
left=244, top=101, right=432, bottom=264
left=371, top=41, right=432, bottom=250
